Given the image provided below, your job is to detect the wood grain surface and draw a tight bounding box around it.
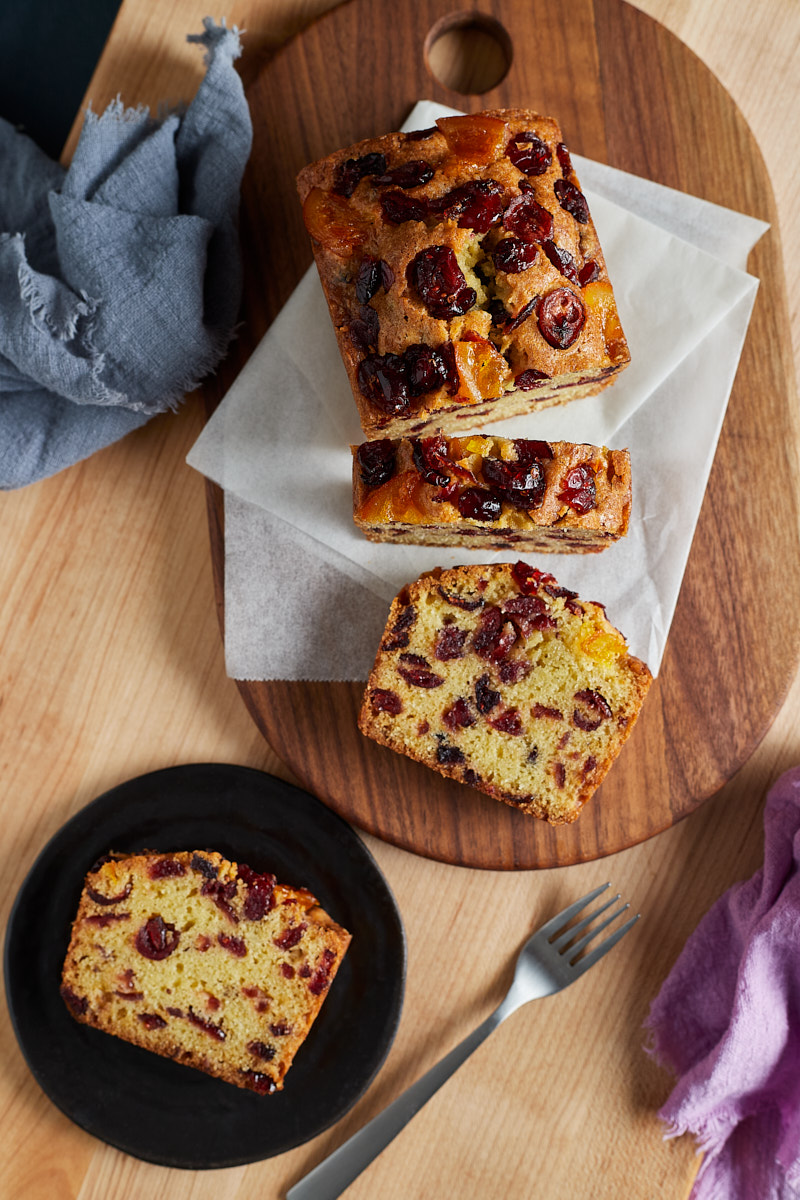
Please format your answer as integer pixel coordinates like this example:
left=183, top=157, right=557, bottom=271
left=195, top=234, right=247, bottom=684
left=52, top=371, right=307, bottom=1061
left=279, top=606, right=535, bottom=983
left=2, top=2, right=800, bottom=1199
left=204, top=0, right=800, bottom=870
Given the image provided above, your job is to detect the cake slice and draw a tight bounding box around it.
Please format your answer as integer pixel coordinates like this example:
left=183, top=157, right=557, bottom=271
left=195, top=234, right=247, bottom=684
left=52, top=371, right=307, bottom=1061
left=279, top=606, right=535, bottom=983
left=60, top=850, right=350, bottom=1094
left=352, top=434, right=631, bottom=551
left=359, top=563, right=652, bottom=823
left=297, top=109, right=629, bottom=439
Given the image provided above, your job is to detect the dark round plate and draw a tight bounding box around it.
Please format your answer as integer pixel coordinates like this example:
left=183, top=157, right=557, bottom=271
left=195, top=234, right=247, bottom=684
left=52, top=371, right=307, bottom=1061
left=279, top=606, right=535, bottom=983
left=3, top=764, right=406, bottom=1169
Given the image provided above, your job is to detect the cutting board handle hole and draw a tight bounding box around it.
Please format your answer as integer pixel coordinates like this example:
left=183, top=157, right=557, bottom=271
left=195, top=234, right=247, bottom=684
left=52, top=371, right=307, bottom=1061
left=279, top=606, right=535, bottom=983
left=425, top=13, right=512, bottom=95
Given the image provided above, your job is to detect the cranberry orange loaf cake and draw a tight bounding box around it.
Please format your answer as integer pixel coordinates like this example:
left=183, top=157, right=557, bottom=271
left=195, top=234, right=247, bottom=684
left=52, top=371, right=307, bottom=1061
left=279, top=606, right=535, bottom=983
left=60, top=850, right=350, bottom=1094
left=352, top=434, right=631, bottom=551
left=359, top=563, right=652, bottom=823
left=297, top=109, right=629, bottom=439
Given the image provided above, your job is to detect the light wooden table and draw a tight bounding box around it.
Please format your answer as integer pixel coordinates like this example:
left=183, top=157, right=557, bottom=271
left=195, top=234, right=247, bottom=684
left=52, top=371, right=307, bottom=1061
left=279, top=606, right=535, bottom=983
left=3, top=2, right=800, bottom=1197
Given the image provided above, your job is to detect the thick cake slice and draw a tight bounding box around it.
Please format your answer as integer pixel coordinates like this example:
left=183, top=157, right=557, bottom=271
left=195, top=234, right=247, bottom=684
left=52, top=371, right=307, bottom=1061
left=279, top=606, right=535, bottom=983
left=60, top=850, right=351, bottom=1094
left=359, top=563, right=652, bottom=823
left=352, top=434, right=631, bottom=551
left=297, top=109, right=629, bottom=439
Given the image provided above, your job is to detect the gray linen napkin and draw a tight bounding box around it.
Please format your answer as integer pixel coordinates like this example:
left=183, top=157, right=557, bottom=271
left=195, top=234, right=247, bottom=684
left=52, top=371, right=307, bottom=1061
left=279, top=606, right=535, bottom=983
left=0, top=17, right=252, bottom=489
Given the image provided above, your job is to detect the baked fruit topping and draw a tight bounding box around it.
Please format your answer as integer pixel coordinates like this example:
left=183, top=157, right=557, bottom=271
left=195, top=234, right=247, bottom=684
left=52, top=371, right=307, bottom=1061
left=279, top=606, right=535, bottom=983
left=297, top=107, right=630, bottom=438
left=359, top=564, right=652, bottom=823
left=351, top=434, right=631, bottom=552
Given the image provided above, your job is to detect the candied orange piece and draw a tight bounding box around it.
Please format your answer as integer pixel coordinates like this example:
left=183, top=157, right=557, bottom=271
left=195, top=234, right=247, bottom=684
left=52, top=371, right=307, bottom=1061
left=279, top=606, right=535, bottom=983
left=453, top=338, right=513, bottom=402
left=582, top=279, right=627, bottom=362
left=357, top=470, right=437, bottom=524
left=579, top=623, right=627, bottom=664
left=436, top=115, right=509, bottom=165
left=302, top=187, right=370, bottom=257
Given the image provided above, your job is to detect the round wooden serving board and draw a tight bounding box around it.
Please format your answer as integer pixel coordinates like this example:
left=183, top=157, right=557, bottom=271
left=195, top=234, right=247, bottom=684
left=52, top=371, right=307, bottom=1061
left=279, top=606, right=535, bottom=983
left=204, top=0, right=800, bottom=870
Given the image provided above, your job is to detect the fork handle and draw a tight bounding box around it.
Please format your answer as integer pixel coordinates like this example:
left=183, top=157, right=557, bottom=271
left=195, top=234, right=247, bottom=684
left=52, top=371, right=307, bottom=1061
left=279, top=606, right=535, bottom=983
left=286, top=1006, right=507, bottom=1200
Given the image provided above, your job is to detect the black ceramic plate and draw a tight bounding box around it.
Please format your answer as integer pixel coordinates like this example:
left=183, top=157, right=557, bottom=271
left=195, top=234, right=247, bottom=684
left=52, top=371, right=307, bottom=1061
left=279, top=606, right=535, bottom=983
left=4, top=764, right=406, bottom=1169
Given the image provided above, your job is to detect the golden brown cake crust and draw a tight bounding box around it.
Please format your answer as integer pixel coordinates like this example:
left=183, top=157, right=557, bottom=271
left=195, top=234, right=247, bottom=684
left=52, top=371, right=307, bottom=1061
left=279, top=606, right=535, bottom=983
left=297, top=109, right=630, bottom=438
left=351, top=435, right=631, bottom=551
left=358, top=564, right=651, bottom=824
left=60, top=850, right=351, bottom=1094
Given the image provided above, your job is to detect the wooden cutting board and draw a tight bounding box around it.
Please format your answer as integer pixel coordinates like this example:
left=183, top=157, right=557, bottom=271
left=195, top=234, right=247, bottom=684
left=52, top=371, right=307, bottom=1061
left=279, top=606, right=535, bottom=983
left=204, top=0, right=800, bottom=870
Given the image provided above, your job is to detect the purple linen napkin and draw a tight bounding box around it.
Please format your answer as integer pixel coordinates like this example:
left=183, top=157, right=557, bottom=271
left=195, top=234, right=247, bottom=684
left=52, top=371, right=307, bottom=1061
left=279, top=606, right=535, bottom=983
left=645, top=765, right=800, bottom=1199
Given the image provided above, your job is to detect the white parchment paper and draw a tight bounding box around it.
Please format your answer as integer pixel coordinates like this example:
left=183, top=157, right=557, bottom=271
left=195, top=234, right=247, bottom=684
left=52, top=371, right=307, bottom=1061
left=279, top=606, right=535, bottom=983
left=188, top=102, right=768, bottom=680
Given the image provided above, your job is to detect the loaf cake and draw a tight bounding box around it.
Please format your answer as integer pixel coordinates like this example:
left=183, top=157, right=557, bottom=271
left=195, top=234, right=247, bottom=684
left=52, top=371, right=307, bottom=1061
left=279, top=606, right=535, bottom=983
left=359, top=563, right=652, bottom=823
left=60, top=850, right=351, bottom=1094
left=297, top=109, right=629, bottom=439
left=352, top=434, right=631, bottom=551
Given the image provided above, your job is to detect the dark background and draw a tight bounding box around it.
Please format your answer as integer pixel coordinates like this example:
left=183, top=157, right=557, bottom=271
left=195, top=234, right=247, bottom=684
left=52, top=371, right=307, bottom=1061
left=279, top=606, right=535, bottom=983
left=0, top=0, right=122, bottom=158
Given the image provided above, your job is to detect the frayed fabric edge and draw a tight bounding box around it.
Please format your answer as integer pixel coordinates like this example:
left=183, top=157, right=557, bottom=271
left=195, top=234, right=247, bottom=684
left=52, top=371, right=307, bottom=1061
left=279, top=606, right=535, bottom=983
left=187, top=16, right=243, bottom=66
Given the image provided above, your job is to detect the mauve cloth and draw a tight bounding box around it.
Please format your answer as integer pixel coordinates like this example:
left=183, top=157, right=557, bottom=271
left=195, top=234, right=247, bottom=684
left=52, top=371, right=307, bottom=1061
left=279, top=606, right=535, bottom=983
left=645, top=765, right=800, bottom=1199
left=0, top=17, right=251, bottom=489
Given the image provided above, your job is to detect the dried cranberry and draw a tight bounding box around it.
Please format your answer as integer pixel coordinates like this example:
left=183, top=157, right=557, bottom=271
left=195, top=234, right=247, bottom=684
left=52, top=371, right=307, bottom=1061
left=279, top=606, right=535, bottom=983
left=482, top=457, right=546, bottom=509
left=442, top=698, right=477, bottom=730
left=407, top=247, right=476, bottom=319
left=188, top=1010, right=226, bottom=1041
left=435, top=736, right=466, bottom=766
left=493, top=237, right=538, bottom=274
left=355, top=257, right=384, bottom=305
left=397, top=652, right=444, bottom=688
left=248, top=1040, right=276, bottom=1061
left=573, top=689, right=612, bottom=731
left=333, top=151, right=387, bottom=197
left=242, top=1070, right=276, bottom=1094
left=558, top=463, right=597, bottom=513
left=86, top=880, right=132, bottom=906
left=488, top=299, right=510, bottom=327
left=455, top=487, right=502, bottom=522
left=527, top=747, right=539, bottom=764
left=475, top=674, right=501, bottom=713
left=370, top=687, right=403, bottom=714
left=583, top=755, right=597, bottom=776
left=499, top=659, right=531, bottom=684
left=463, top=768, right=482, bottom=787
left=309, top=948, right=337, bottom=995
left=556, top=142, right=573, bottom=175
left=554, top=762, right=567, bottom=788
left=60, top=985, right=88, bottom=1017
left=274, top=922, right=307, bottom=950
left=489, top=708, right=524, bottom=735
left=554, top=177, right=589, bottom=223
left=437, top=586, right=484, bottom=611
left=514, top=369, right=550, bottom=390
left=506, top=296, right=539, bottom=333
left=542, top=240, right=579, bottom=284
left=202, top=877, right=239, bottom=923
left=218, top=932, right=247, bottom=957
left=412, top=435, right=454, bottom=487
left=135, top=915, right=179, bottom=960
left=380, top=190, right=428, bottom=223
left=356, top=439, right=396, bottom=488
left=406, top=125, right=437, bottom=141
left=578, top=259, right=599, bottom=286
left=503, top=192, right=553, bottom=242
left=532, top=703, right=563, bottom=720
left=138, top=1013, right=166, bottom=1030
left=382, top=604, right=417, bottom=650
left=514, top=439, right=553, bottom=465
left=438, top=179, right=505, bottom=233
left=281, top=963, right=295, bottom=979
left=506, top=132, right=552, bottom=175
left=375, top=159, right=434, bottom=188
left=473, top=606, right=517, bottom=661
left=191, top=854, right=217, bottom=879
left=238, top=864, right=276, bottom=921
left=348, top=303, right=380, bottom=354
left=501, top=595, right=550, bottom=636
left=85, top=912, right=130, bottom=927
left=538, top=288, right=586, bottom=348
left=148, top=858, right=185, bottom=880
left=434, top=625, right=468, bottom=660
left=269, top=1021, right=292, bottom=1037
left=511, top=561, right=550, bottom=595
left=404, top=343, right=455, bottom=396
left=357, top=353, right=411, bottom=414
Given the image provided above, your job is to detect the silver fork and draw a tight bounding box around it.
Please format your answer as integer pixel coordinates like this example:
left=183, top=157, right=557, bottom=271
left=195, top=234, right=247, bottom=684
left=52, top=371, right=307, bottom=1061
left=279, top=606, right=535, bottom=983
left=286, top=883, right=639, bottom=1200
